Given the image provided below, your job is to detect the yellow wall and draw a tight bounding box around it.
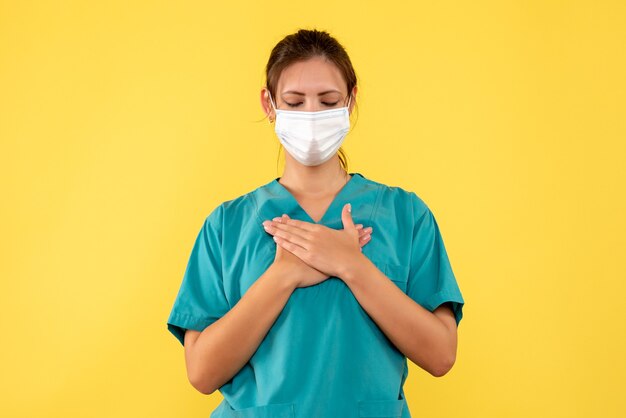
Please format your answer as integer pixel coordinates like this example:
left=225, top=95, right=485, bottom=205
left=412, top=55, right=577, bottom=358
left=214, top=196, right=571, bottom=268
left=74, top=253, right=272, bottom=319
left=1, top=1, right=624, bottom=417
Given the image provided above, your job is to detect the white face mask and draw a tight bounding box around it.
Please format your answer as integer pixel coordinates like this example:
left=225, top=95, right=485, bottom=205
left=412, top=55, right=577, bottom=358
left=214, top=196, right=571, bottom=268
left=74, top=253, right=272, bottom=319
left=268, top=90, right=352, bottom=166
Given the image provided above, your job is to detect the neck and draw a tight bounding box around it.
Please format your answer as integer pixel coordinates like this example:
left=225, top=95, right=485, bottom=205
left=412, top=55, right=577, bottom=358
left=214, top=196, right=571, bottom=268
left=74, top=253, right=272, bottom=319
left=279, top=155, right=349, bottom=196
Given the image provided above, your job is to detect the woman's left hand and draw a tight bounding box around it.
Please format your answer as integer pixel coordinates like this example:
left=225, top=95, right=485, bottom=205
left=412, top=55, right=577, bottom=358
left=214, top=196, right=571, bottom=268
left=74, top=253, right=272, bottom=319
left=262, top=203, right=367, bottom=279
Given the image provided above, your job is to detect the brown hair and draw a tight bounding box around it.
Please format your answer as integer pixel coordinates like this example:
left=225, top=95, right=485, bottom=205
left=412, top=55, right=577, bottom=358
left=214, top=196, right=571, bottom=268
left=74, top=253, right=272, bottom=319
left=264, top=28, right=359, bottom=173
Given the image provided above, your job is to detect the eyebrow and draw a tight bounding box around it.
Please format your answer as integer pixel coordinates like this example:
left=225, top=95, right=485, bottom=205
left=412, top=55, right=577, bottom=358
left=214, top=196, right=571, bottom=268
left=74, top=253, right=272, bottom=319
left=282, top=90, right=342, bottom=96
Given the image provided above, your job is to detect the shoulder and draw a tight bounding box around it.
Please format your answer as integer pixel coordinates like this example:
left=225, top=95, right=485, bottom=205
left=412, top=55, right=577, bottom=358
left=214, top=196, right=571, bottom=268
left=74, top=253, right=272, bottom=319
left=364, top=175, right=430, bottom=223
left=203, top=181, right=270, bottom=230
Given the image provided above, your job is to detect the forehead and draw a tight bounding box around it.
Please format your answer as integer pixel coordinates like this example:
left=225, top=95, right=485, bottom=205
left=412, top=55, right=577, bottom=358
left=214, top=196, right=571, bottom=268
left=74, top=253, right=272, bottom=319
left=277, top=56, right=346, bottom=94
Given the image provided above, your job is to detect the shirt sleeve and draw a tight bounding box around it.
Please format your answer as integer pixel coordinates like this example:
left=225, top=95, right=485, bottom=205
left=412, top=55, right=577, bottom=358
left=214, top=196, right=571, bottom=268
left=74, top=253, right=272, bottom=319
left=406, top=193, right=465, bottom=326
left=167, top=206, right=231, bottom=346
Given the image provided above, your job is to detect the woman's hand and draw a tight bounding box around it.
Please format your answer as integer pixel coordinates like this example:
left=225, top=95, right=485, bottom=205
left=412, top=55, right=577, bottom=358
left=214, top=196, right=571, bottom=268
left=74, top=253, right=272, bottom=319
left=262, top=204, right=371, bottom=280
left=270, top=220, right=328, bottom=288
left=265, top=212, right=373, bottom=288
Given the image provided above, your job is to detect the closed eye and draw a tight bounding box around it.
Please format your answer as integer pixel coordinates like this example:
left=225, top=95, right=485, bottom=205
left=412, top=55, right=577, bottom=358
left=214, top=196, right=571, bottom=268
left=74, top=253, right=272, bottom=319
left=285, top=101, right=340, bottom=108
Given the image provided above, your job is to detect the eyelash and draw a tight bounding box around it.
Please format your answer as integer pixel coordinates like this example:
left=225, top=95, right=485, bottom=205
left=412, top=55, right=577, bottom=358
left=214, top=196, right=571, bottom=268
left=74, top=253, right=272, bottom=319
left=285, top=101, right=339, bottom=108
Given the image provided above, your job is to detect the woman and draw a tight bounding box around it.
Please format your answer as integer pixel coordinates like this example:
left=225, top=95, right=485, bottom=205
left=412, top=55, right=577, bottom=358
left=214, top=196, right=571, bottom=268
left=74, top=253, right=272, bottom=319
left=167, top=29, right=465, bottom=418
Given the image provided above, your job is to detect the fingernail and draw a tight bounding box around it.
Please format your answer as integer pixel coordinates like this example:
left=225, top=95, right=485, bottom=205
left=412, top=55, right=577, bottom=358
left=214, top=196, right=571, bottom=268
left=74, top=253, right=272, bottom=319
left=347, top=203, right=351, bottom=213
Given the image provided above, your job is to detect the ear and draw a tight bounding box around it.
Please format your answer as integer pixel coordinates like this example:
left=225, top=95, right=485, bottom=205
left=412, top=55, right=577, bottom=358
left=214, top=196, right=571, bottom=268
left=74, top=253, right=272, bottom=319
left=260, top=88, right=274, bottom=121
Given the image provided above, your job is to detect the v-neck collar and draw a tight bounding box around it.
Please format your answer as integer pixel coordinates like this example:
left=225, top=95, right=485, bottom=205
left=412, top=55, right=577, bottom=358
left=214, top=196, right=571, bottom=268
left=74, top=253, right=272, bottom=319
left=255, top=172, right=368, bottom=228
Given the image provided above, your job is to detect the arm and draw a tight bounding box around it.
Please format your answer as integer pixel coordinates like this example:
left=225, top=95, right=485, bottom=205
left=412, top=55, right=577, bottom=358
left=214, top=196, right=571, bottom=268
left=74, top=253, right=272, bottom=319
left=341, top=254, right=458, bottom=377
left=183, top=263, right=296, bottom=394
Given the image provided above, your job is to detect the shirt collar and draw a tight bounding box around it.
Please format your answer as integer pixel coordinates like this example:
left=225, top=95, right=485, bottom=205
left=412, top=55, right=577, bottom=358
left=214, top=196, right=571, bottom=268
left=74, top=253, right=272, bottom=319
left=254, top=172, right=372, bottom=228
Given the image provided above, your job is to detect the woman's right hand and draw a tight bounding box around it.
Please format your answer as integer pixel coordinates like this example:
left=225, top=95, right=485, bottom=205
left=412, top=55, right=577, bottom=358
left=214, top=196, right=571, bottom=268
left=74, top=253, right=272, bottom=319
left=270, top=214, right=373, bottom=288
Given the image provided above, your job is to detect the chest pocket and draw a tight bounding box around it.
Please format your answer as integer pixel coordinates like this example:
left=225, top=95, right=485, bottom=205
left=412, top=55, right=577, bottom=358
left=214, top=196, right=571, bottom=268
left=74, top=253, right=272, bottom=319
left=370, top=258, right=409, bottom=293
left=358, top=399, right=406, bottom=417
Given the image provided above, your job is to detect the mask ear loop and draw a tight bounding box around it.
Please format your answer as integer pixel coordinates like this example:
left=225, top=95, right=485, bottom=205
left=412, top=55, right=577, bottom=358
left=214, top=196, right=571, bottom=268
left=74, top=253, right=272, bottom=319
left=267, top=89, right=277, bottom=111
left=267, top=89, right=278, bottom=123
left=346, top=94, right=352, bottom=111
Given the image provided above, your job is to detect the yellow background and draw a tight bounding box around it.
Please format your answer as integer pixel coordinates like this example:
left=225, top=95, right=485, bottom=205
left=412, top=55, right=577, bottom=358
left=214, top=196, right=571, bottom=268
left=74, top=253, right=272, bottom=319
left=1, top=1, right=624, bottom=417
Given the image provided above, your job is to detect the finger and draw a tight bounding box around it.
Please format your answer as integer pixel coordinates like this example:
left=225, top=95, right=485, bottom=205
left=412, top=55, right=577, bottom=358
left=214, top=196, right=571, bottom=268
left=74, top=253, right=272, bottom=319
left=359, top=233, right=371, bottom=247
left=341, top=203, right=355, bottom=230
left=358, top=226, right=372, bottom=239
left=358, top=226, right=372, bottom=237
left=271, top=223, right=312, bottom=250
left=281, top=216, right=317, bottom=232
left=273, top=235, right=307, bottom=259
left=271, top=218, right=313, bottom=242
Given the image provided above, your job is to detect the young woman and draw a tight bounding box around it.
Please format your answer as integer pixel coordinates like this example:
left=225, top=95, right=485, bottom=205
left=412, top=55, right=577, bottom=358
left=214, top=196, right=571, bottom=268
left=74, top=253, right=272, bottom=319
left=167, top=28, right=465, bottom=418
